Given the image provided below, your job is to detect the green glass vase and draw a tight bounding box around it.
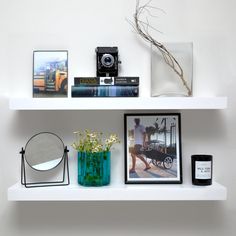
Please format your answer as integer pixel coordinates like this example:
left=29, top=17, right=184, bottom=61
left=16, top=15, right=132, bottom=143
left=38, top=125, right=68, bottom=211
left=78, top=151, right=110, bottom=186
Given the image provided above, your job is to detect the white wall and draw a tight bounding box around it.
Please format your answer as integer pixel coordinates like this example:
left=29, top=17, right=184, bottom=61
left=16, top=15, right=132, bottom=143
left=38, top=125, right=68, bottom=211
left=0, top=0, right=236, bottom=235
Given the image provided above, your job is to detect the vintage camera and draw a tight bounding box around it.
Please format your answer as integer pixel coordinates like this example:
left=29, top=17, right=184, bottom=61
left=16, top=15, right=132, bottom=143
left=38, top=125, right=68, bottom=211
left=96, top=47, right=120, bottom=77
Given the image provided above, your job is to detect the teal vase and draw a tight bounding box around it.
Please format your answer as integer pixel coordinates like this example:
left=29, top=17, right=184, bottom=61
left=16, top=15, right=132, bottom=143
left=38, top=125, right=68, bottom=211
left=78, top=151, right=110, bottom=186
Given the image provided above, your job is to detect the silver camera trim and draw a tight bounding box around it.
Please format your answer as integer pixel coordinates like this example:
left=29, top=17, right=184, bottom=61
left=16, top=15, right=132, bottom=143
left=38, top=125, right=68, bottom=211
left=101, top=54, right=115, bottom=68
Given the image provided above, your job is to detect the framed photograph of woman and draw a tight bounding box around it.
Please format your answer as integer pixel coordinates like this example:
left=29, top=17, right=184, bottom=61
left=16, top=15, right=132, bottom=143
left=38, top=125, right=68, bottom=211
left=124, top=113, right=182, bottom=184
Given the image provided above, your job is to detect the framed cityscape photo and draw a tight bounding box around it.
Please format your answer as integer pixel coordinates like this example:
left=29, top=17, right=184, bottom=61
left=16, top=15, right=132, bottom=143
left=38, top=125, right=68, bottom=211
left=33, top=50, right=68, bottom=98
left=124, top=113, right=182, bottom=184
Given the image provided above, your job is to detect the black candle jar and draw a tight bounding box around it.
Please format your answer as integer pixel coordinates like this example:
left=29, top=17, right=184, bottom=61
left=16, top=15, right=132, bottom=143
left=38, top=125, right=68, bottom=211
left=191, top=155, right=213, bottom=186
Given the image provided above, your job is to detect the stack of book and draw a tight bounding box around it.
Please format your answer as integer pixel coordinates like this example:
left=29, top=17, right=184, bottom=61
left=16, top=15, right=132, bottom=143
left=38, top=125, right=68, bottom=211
left=71, top=77, right=139, bottom=97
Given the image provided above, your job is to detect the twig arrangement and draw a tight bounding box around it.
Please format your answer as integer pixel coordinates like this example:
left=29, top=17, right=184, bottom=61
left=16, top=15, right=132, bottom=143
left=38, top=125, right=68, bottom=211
left=128, top=0, right=192, bottom=96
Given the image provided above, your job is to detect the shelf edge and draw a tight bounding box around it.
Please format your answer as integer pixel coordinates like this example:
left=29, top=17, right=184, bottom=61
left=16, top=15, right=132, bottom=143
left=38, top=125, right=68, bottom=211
left=9, top=97, right=228, bottom=110
left=8, top=182, right=227, bottom=201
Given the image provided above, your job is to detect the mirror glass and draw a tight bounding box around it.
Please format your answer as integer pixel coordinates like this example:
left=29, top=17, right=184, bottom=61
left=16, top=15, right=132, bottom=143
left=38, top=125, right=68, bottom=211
left=25, top=132, right=65, bottom=171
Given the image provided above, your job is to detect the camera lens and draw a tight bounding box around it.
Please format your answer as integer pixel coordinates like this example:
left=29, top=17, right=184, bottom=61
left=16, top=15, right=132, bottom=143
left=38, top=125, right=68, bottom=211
left=101, top=54, right=114, bottom=68
left=104, top=57, right=112, bottom=64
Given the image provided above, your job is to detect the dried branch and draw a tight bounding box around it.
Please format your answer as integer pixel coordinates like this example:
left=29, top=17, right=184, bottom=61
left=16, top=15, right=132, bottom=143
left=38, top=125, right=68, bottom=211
left=132, top=0, right=192, bottom=96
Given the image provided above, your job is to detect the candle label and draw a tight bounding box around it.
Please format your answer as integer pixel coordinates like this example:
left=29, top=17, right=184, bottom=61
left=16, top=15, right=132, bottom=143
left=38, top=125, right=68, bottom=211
left=195, top=161, right=212, bottom=179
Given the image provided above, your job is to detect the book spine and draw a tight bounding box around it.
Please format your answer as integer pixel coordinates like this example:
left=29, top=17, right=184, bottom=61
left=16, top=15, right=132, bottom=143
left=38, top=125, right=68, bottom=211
left=74, top=77, right=100, bottom=86
left=71, top=85, right=139, bottom=97
left=74, top=77, right=139, bottom=86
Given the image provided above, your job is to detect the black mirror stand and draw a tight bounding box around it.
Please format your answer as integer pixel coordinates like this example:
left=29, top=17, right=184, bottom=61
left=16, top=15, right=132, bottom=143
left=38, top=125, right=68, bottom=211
left=20, top=147, right=70, bottom=188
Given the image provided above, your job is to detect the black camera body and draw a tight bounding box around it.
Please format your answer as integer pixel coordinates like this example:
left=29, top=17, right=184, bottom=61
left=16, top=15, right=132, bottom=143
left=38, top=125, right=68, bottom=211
left=96, top=47, right=120, bottom=77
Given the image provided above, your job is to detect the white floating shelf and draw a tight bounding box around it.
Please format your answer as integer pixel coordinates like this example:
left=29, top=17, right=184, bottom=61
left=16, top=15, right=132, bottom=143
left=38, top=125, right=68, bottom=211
left=8, top=182, right=227, bottom=201
left=9, top=97, right=227, bottom=110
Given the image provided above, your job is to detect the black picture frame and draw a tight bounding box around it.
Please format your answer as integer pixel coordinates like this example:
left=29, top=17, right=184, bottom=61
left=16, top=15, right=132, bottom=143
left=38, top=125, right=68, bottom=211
left=124, top=113, right=182, bottom=184
left=33, top=50, right=68, bottom=98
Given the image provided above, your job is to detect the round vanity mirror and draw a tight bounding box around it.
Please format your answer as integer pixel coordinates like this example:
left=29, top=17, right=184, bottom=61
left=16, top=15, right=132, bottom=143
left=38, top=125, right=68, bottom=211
left=24, top=132, right=65, bottom=171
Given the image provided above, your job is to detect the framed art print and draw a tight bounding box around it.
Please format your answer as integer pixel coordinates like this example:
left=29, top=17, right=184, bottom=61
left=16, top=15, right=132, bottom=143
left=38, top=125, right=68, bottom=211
left=33, top=50, right=68, bottom=98
left=124, top=113, right=182, bottom=184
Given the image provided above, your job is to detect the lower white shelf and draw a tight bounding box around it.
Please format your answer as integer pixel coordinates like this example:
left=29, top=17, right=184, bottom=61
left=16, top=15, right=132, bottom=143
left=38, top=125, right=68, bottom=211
left=8, top=182, right=227, bottom=201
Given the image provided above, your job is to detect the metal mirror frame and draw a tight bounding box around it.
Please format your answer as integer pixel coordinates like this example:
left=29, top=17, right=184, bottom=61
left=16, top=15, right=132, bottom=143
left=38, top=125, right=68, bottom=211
left=24, top=132, right=65, bottom=171
left=20, top=132, right=70, bottom=188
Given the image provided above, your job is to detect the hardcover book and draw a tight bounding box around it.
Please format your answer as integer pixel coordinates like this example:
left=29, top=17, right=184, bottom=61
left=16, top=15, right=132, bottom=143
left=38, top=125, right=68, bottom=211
left=74, top=77, right=139, bottom=86
left=71, top=85, right=139, bottom=97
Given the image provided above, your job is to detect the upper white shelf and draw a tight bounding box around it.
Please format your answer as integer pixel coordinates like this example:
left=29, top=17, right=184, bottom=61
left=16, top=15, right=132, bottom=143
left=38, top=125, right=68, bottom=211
left=9, top=97, right=227, bottom=110
left=8, top=181, right=227, bottom=201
